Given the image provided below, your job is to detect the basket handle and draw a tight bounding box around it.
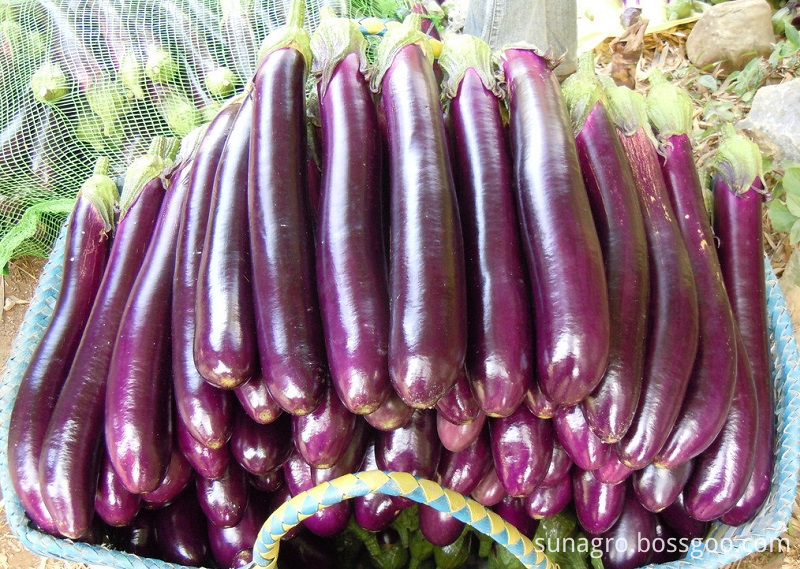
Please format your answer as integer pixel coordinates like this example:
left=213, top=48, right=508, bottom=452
left=251, top=470, right=556, bottom=569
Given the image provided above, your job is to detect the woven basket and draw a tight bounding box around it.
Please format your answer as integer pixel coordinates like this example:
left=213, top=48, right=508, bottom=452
left=2, top=226, right=799, bottom=569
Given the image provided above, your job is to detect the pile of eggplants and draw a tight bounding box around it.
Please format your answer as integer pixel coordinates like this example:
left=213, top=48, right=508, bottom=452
left=7, top=2, right=775, bottom=568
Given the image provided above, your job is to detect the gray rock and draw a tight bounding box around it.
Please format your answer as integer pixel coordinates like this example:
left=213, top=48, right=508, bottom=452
left=686, top=0, right=774, bottom=74
left=738, top=79, right=800, bottom=163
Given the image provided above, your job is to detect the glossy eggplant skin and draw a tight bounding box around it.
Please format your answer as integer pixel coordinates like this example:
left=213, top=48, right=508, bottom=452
left=154, top=490, right=211, bottom=566
left=616, top=128, right=699, bottom=470
left=105, top=167, right=193, bottom=494
left=231, top=408, right=292, bottom=475
left=684, top=331, right=758, bottom=521
left=418, top=506, right=464, bottom=548
left=250, top=47, right=326, bottom=415
left=95, top=451, right=141, bottom=528
left=382, top=43, right=467, bottom=408
left=660, top=493, right=709, bottom=540
left=312, top=420, right=371, bottom=485
left=573, top=468, right=626, bottom=535
left=715, top=179, right=773, bottom=527
left=234, top=368, right=282, bottom=425
left=364, top=390, right=414, bottom=432
left=437, top=410, right=486, bottom=453
left=597, top=488, right=656, bottom=569
left=593, top=453, right=634, bottom=485
left=195, top=96, right=257, bottom=390
left=284, top=450, right=350, bottom=537
left=494, top=496, right=537, bottom=538
left=354, top=441, right=404, bottom=531
left=141, top=447, right=194, bottom=509
left=524, top=475, right=572, bottom=519
left=471, top=466, right=506, bottom=507
left=655, top=133, right=737, bottom=468
left=524, top=382, right=558, bottom=420
left=632, top=461, right=693, bottom=513
left=207, top=496, right=263, bottom=569
left=450, top=68, right=533, bottom=419
left=177, top=415, right=229, bottom=480
left=540, top=442, right=573, bottom=488
left=196, top=461, right=248, bottom=528
left=173, top=103, right=238, bottom=446
left=39, top=180, right=164, bottom=539
left=376, top=410, right=441, bottom=484
left=554, top=405, right=610, bottom=471
left=293, top=384, right=357, bottom=469
left=435, top=370, right=481, bottom=425
left=249, top=470, right=284, bottom=493
left=576, top=103, right=648, bottom=443
left=111, top=511, right=158, bottom=557
left=502, top=48, right=609, bottom=406
left=490, top=405, right=553, bottom=497
left=317, top=52, right=391, bottom=416
left=9, top=195, right=111, bottom=534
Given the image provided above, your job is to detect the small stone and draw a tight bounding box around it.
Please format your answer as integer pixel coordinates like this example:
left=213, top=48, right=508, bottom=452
left=686, top=0, right=774, bottom=74
left=738, top=79, right=800, bottom=163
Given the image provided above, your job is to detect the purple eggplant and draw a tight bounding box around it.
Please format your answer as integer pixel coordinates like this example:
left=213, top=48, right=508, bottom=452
left=312, top=420, right=371, bottom=485
left=111, top=511, right=157, bottom=557
left=354, top=440, right=404, bottom=531
left=250, top=470, right=284, bottom=493
left=524, top=382, right=558, bottom=420
left=540, top=443, right=573, bottom=488
left=684, top=332, right=758, bottom=521
left=554, top=405, right=611, bottom=471
left=593, top=453, right=634, bottom=485
left=471, top=465, right=506, bottom=507
left=284, top=450, right=350, bottom=537
left=376, top=410, right=441, bottom=481
left=607, top=85, right=699, bottom=470
left=490, top=405, right=553, bottom=497
left=713, top=130, right=773, bottom=527
left=494, top=496, right=537, bottom=538
left=648, top=72, right=737, bottom=468
left=312, top=22, right=392, bottom=416
left=249, top=13, right=326, bottom=416
left=373, top=20, right=467, bottom=408
left=174, top=102, right=238, bottom=446
left=195, top=96, right=257, bottom=390
left=9, top=168, right=115, bottom=535
left=364, top=390, right=414, bottom=432
left=154, top=490, right=211, bottom=566
left=596, top=487, right=656, bottom=569
left=177, top=415, right=229, bottom=480
left=524, top=475, right=572, bottom=519
left=418, top=506, right=465, bottom=548
left=293, top=384, right=357, bottom=469
left=502, top=47, right=609, bottom=406
left=220, top=0, right=257, bottom=81
left=141, top=447, right=194, bottom=509
left=235, top=370, right=283, bottom=425
left=39, top=164, right=163, bottom=539
left=197, top=461, right=249, bottom=528
left=439, top=35, right=533, bottom=419
left=95, top=451, right=140, bottom=528
left=105, top=158, right=196, bottom=494
left=437, top=410, right=486, bottom=453
left=207, top=495, right=264, bottom=569
left=650, top=516, right=684, bottom=564
left=632, top=461, right=693, bottom=513
left=562, top=62, right=648, bottom=443
left=231, top=407, right=292, bottom=475
left=435, top=369, right=481, bottom=425
left=573, top=468, right=626, bottom=535
left=660, top=493, right=708, bottom=540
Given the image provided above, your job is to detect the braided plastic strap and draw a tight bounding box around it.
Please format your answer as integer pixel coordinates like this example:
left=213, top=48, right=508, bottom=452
left=252, top=470, right=555, bottom=569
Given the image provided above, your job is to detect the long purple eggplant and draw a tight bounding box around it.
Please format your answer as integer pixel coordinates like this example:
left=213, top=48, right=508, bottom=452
left=562, top=61, right=648, bottom=443
left=439, top=35, right=533, bottom=418
left=437, top=410, right=486, bottom=453
left=573, top=468, right=626, bottom=535
left=154, top=490, right=211, bottom=566
left=177, top=415, right=229, bottom=480
left=231, top=407, right=293, bottom=475
left=648, top=72, right=737, bottom=468
left=9, top=164, right=116, bottom=535
left=554, top=405, right=610, bottom=471
left=607, top=85, right=699, bottom=470
left=354, top=440, right=404, bottom=531
left=250, top=470, right=284, bottom=493
left=632, top=461, right=693, bottom=513
left=111, top=511, right=157, bottom=557
left=141, top=447, right=194, bottom=509
left=174, top=102, right=238, bottom=446
left=293, top=383, right=357, bottom=469
left=435, top=369, right=481, bottom=425
left=494, top=496, right=537, bottom=538
left=312, top=19, right=392, bottom=416
left=95, top=451, right=140, bottom=528
left=197, top=461, right=249, bottom=528
left=524, top=382, right=558, bottom=420
left=502, top=47, right=609, bottom=406
left=249, top=6, right=326, bottom=416
left=593, top=453, right=634, bottom=485
left=312, top=420, right=371, bottom=485
left=372, top=17, right=467, bottom=408
left=490, top=405, right=553, bottom=497
left=284, top=450, right=350, bottom=537
left=364, top=390, right=414, bottom=432
left=524, top=475, right=572, bottom=519
left=684, top=332, right=758, bottom=521
left=713, top=129, right=773, bottom=527
left=105, top=145, right=198, bottom=494
left=208, top=495, right=264, bottom=569
left=39, top=159, right=165, bottom=539
left=596, top=487, right=656, bottom=569
left=195, top=96, right=257, bottom=390
left=471, top=465, right=506, bottom=507
left=540, top=442, right=573, bottom=487
left=234, top=369, right=283, bottom=425
left=660, top=493, right=709, bottom=540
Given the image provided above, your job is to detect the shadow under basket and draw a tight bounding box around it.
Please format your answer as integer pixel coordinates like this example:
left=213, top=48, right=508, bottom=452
left=2, top=228, right=799, bottom=569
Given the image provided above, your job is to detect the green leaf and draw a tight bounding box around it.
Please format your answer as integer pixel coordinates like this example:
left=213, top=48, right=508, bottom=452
left=783, top=166, right=800, bottom=193
left=786, top=193, right=800, bottom=216
left=768, top=199, right=797, bottom=232
left=785, top=24, right=800, bottom=49
left=696, top=74, right=718, bottom=91
left=790, top=218, right=800, bottom=244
